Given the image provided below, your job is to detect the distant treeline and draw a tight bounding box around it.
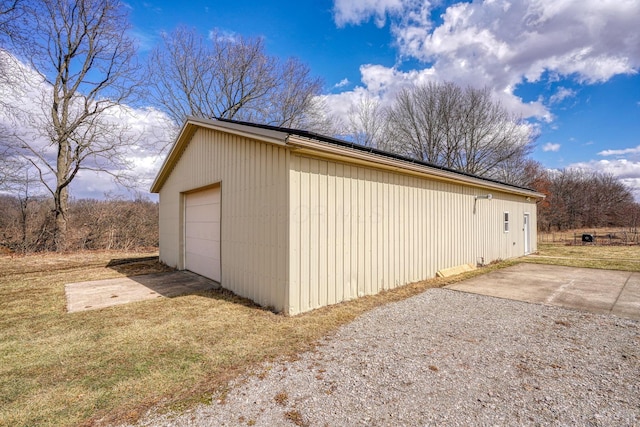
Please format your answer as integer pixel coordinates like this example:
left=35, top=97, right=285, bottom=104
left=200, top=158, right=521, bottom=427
left=0, top=197, right=158, bottom=253
left=1, top=167, right=639, bottom=254
left=531, top=168, right=640, bottom=232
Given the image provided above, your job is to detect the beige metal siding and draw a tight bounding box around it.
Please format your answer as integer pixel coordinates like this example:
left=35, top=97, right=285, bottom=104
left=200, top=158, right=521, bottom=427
left=288, top=154, right=537, bottom=315
left=158, top=128, right=289, bottom=312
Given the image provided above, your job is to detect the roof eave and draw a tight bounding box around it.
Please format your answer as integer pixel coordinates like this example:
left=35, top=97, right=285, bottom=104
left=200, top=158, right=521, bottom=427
left=286, top=135, right=545, bottom=200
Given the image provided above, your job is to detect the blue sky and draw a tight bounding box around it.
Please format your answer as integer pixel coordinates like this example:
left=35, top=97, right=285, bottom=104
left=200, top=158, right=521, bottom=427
left=3, top=1, right=638, bottom=200
left=123, top=0, right=640, bottom=199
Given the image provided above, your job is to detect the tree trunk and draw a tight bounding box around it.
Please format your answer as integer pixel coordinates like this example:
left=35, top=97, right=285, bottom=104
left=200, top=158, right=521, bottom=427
left=54, top=135, right=70, bottom=251
left=53, top=186, right=68, bottom=252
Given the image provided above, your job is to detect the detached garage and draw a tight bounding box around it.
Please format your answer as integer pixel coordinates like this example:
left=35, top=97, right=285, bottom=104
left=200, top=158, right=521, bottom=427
left=151, top=117, right=544, bottom=315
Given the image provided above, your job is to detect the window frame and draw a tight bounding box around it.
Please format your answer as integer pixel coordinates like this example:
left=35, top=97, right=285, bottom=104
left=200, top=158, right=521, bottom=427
left=503, top=211, right=510, bottom=233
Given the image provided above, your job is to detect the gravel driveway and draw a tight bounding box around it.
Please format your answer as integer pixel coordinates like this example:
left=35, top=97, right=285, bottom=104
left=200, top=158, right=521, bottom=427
left=131, top=288, right=640, bottom=427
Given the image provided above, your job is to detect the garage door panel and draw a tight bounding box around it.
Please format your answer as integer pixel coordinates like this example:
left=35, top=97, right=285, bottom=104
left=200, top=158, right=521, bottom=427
left=184, top=252, right=220, bottom=282
left=185, top=187, right=221, bottom=282
left=185, top=220, right=220, bottom=239
left=185, top=225, right=219, bottom=241
left=186, top=189, right=218, bottom=206
left=185, top=204, right=221, bottom=221
left=185, top=236, right=221, bottom=258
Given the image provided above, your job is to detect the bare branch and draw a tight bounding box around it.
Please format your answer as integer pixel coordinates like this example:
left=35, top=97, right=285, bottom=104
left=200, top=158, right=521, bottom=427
left=146, top=26, right=322, bottom=127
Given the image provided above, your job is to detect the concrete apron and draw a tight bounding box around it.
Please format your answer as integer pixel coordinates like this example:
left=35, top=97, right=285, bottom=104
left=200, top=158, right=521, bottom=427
left=65, top=271, right=219, bottom=313
left=446, top=263, right=640, bottom=321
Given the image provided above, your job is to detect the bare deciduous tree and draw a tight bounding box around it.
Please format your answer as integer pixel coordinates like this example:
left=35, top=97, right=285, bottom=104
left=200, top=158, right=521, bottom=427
left=1, top=0, right=140, bottom=251
left=384, top=82, right=536, bottom=182
left=146, top=26, right=323, bottom=128
left=345, top=93, right=386, bottom=148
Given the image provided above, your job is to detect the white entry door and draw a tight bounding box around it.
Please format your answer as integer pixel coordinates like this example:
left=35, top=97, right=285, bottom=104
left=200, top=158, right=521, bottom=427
left=184, top=186, right=221, bottom=281
left=523, top=213, right=531, bottom=255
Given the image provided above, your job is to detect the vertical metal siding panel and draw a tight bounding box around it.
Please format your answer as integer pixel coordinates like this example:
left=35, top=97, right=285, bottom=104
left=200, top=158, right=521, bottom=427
left=327, top=162, right=337, bottom=305
left=405, top=178, right=412, bottom=282
left=279, top=149, right=289, bottom=311
left=450, top=184, right=456, bottom=266
left=261, top=143, right=269, bottom=304
left=289, top=156, right=301, bottom=314
left=413, top=180, right=420, bottom=279
left=404, top=178, right=411, bottom=283
left=265, top=145, right=273, bottom=304
left=342, top=165, right=352, bottom=300
left=356, top=167, right=364, bottom=297
left=418, top=180, right=425, bottom=279
left=392, top=176, right=400, bottom=287
left=257, top=143, right=265, bottom=303
left=335, top=163, right=345, bottom=302
left=309, top=158, right=319, bottom=309
left=531, top=204, right=538, bottom=252
left=374, top=171, right=383, bottom=292
left=429, top=182, right=436, bottom=275
left=450, top=185, right=456, bottom=266
left=400, top=175, right=409, bottom=283
left=414, top=179, right=420, bottom=281
left=382, top=172, right=390, bottom=290
left=299, top=157, right=311, bottom=312
left=242, top=139, right=251, bottom=298
left=318, top=160, right=328, bottom=308
left=411, top=178, right=423, bottom=281
left=445, top=183, right=453, bottom=269
left=264, top=144, right=273, bottom=304
left=348, top=165, right=357, bottom=298
left=397, top=176, right=404, bottom=286
left=363, top=169, right=372, bottom=295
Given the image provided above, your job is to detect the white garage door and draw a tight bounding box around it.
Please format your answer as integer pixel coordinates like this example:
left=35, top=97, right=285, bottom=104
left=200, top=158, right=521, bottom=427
left=184, top=186, right=221, bottom=282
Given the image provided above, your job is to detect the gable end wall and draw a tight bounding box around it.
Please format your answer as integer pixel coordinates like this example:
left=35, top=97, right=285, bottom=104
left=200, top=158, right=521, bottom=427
left=158, top=128, right=290, bottom=311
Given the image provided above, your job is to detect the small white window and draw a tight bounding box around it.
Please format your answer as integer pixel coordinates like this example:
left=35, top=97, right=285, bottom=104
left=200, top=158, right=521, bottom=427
left=503, top=212, right=509, bottom=232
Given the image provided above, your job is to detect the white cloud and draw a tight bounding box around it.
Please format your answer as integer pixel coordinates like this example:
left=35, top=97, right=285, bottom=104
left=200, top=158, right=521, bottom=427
left=208, top=28, right=239, bottom=43
left=333, top=0, right=409, bottom=27
left=392, top=0, right=640, bottom=83
left=549, top=87, right=576, bottom=104
left=598, top=145, right=640, bottom=157
left=323, top=63, right=551, bottom=124
left=331, top=0, right=640, bottom=122
left=542, top=142, right=561, bottom=152
left=568, top=159, right=640, bottom=201
left=334, top=78, right=350, bottom=88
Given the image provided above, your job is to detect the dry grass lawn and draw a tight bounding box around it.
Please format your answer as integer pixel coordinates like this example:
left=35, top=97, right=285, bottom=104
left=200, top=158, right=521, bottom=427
left=0, top=251, right=494, bottom=427
left=529, top=242, right=640, bottom=272
left=2, top=242, right=639, bottom=426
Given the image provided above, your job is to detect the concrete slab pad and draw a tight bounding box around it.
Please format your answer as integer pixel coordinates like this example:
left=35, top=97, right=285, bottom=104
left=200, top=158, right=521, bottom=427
left=65, top=271, right=219, bottom=313
left=446, top=263, right=640, bottom=321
